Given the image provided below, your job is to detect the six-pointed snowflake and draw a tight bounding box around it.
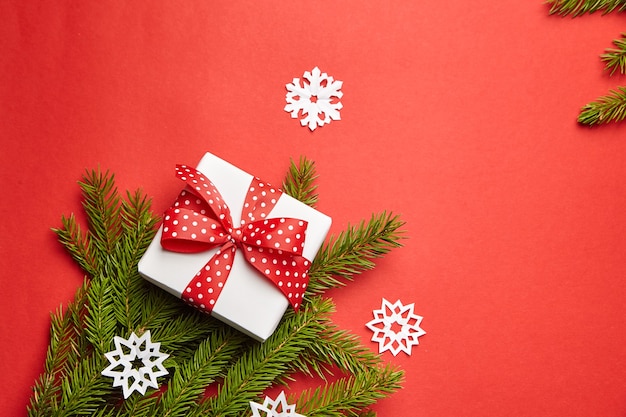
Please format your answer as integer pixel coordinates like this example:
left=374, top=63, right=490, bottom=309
left=284, top=67, right=343, bottom=131
left=366, top=298, right=426, bottom=356
left=101, top=330, right=169, bottom=398
left=249, top=391, right=306, bottom=417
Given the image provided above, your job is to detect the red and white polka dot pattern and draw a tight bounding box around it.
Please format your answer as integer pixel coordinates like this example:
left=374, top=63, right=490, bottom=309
left=160, top=165, right=311, bottom=311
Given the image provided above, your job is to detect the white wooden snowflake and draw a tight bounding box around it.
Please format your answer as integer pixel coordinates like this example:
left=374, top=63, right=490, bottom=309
left=284, top=67, right=343, bottom=131
left=101, top=330, right=169, bottom=398
left=249, top=391, right=306, bottom=417
left=366, top=298, right=426, bottom=356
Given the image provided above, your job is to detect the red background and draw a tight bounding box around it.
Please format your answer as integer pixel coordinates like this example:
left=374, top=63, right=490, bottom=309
left=2, top=1, right=626, bottom=416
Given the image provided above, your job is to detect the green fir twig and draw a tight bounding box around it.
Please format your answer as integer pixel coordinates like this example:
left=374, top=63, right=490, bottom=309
left=79, top=168, right=122, bottom=256
left=602, top=33, right=626, bottom=75
left=294, top=365, right=404, bottom=417
left=289, top=322, right=382, bottom=380
left=282, top=156, right=319, bottom=207
left=547, top=0, right=626, bottom=16
left=306, top=212, right=406, bottom=296
left=578, top=86, right=626, bottom=125
left=200, top=297, right=335, bottom=417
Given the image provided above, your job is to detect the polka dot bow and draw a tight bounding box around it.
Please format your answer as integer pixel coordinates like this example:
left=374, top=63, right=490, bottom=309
left=160, top=165, right=311, bottom=311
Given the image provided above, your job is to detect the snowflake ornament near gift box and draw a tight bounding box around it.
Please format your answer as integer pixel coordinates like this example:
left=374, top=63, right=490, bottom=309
left=366, top=298, right=426, bottom=356
left=138, top=152, right=332, bottom=341
left=285, top=67, right=343, bottom=131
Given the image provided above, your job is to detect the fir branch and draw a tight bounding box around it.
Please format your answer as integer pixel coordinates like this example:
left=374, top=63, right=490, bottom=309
left=108, top=189, right=159, bottom=330
left=28, top=282, right=89, bottom=417
left=150, top=329, right=247, bottom=417
left=28, top=308, right=71, bottom=415
left=547, top=0, right=626, bottom=16
left=306, top=212, right=405, bottom=297
left=199, top=297, right=335, bottom=417
left=84, top=273, right=117, bottom=356
left=66, top=280, right=92, bottom=356
left=289, top=323, right=381, bottom=380
left=54, top=214, right=98, bottom=278
left=57, top=354, right=113, bottom=416
left=146, top=307, right=222, bottom=358
left=120, top=190, right=160, bottom=245
left=602, top=33, right=626, bottom=75
left=578, top=86, right=626, bottom=125
left=282, top=156, right=319, bottom=207
left=294, top=365, right=404, bottom=417
left=48, top=283, right=88, bottom=377
left=79, top=168, right=122, bottom=257
left=108, top=248, right=149, bottom=330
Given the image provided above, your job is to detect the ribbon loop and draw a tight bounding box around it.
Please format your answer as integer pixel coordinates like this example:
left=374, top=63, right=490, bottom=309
left=161, top=165, right=311, bottom=312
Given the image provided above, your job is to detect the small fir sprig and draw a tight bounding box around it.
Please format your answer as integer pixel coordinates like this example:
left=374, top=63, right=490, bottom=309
left=547, top=0, right=626, bottom=16
left=28, top=157, right=406, bottom=416
left=578, top=86, right=626, bottom=125
left=282, top=156, right=319, bottom=207
left=307, top=212, right=405, bottom=297
left=294, top=365, right=404, bottom=417
left=602, top=33, right=626, bottom=75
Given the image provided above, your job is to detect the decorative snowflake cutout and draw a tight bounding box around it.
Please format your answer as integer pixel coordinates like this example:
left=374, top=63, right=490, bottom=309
left=366, top=298, right=426, bottom=356
left=101, top=330, right=169, bottom=398
left=249, top=391, right=306, bottom=417
left=284, top=67, right=343, bottom=131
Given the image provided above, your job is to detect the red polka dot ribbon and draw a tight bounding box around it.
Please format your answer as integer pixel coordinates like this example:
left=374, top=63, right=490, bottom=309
left=160, top=165, right=311, bottom=312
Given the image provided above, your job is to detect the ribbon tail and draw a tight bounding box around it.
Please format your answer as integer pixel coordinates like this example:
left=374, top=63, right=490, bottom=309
left=240, top=245, right=310, bottom=311
left=181, top=244, right=237, bottom=312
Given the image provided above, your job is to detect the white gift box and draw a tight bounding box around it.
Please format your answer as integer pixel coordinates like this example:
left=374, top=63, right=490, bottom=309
left=138, top=152, right=332, bottom=341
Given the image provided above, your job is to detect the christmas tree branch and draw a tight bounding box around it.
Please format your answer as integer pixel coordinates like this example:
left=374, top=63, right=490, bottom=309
left=57, top=354, right=112, bottom=416
left=84, top=274, right=117, bottom=356
left=147, top=310, right=223, bottom=360
left=28, top=281, right=90, bottom=417
left=29, top=309, right=73, bottom=415
left=547, top=0, right=626, bottom=16
left=578, top=86, right=626, bottom=125
left=54, top=214, right=98, bottom=278
left=282, top=156, right=319, bottom=207
left=146, top=329, right=246, bottom=417
left=79, top=168, right=122, bottom=257
left=200, top=296, right=334, bottom=417
left=294, top=365, right=404, bottom=417
left=113, top=190, right=160, bottom=329
left=602, top=33, right=626, bottom=75
left=306, top=212, right=405, bottom=297
left=289, top=322, right=382, bottom=380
